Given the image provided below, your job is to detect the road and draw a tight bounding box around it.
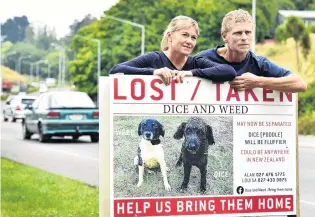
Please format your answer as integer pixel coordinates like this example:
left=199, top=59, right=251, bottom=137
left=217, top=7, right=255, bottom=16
left=1, top=120, right=315, bottom=216
left=1, top=120, right=99, bottom=186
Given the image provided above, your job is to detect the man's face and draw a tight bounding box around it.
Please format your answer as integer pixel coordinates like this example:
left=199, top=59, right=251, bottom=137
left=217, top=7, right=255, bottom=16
left=222, top=21, right=253, bottom=55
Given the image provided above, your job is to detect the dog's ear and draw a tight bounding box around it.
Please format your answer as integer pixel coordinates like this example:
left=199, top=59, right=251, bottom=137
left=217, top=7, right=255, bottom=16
left=138, top=122, right=142, bottom=136
left=158, top=122, right=165, bottom=137
left=173, top=122, right=186, bottom=140
left=206, top=125, right=215, bottom=145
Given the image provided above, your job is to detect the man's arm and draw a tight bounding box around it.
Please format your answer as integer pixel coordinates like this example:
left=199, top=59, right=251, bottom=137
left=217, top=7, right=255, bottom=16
left=230, top=57, right=307, bottom=93
left=257, top=74, right=307, bottom=93
left=230, top=73, right=307, bottom=93
left=259, top=57, right=307, bottom=92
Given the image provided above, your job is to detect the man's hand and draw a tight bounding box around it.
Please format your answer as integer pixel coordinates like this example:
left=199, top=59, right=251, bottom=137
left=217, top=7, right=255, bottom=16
left=153, top=67, right=175, bottom=85
left=229, top=72, right=260, bottom=91
left=173, top=70, right=193, bottom=83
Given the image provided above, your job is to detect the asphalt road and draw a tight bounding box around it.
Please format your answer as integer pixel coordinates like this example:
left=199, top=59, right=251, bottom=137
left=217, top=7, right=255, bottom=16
left=1, top=120, right=99, bottom=186
left=1, top=120, right=315, bottom=216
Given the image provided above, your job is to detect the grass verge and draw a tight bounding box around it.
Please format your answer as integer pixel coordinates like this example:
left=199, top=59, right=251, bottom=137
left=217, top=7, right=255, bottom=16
left=1, top=158, right=99, bottom=217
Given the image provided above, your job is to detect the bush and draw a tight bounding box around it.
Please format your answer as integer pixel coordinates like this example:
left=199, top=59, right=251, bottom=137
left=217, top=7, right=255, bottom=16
left=26, top=87, right=39, bottom=94
left=307, top=24, right=315, bottom=33
left=1, top=94, right=9, bottom=101
left=298, top=112, right=315, bottom=136
left=298, top=81, right=315, bottom=115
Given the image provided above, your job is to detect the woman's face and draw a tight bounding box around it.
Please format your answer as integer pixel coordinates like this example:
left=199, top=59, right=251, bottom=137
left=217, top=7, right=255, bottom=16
left=168, top=26, right=198, bottom=56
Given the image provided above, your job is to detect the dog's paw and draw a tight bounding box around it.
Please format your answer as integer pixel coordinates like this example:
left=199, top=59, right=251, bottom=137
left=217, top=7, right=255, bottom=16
left=164, top=183, right=171, bottom=191
left=200, top=186, right=207, bottom=194
left=133, top=156, right=138, bottom=166
left=136, top=181, right=143, bottom=187
left=175, top=161, right=182, bottom=167
left=179, top=185, right=188, bottom=192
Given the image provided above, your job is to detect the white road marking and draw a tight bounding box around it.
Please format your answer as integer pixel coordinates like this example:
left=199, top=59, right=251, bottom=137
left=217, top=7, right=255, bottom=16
left=37, top=145, right=99, bottom=162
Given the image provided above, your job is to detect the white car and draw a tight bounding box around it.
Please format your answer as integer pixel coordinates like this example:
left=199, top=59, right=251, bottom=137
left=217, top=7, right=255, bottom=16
left=39, top=82, right=48, bottom=93
left=3, top=95, right=38, bottom=122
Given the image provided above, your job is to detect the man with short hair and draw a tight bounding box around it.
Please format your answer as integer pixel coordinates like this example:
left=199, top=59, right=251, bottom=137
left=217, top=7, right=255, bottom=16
left=196, top=9, right=307, bottom=93
left=197, top=9, right=302, bottom=217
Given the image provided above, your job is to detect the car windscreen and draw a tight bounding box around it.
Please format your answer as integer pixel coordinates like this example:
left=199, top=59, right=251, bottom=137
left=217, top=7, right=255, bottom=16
left=51, top=92, right=96, bottom=108
left=21, top=98, right=36, bottom=105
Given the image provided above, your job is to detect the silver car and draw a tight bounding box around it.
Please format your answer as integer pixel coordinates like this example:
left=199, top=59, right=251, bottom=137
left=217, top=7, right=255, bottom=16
left=3, top=94, right=38, bottom=122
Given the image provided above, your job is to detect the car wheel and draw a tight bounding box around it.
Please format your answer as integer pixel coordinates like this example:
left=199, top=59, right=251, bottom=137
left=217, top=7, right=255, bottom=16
left=11, top=117, right=16, bottom=122
left=72, top=135, right=79, bottom=141
left=22, top=123, right=32, bottom=139
left=3, top=113, right=8, bottom=122
left=90, top=135, right=99, bottom=143
left=38, top=123, right=50, bottom=143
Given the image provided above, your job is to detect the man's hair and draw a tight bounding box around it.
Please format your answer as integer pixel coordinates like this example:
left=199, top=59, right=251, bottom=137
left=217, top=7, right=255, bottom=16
left=221, top=9, right=255, bottom=34
left=160, top=15, right=199, bottom=51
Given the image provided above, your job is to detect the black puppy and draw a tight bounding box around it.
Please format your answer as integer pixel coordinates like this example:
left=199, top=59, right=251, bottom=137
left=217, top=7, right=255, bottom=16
left=173, top=117, right=215, bottom=193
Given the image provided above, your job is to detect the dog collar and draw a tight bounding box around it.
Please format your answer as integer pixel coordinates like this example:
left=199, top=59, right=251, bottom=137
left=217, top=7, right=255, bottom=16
left=150, top=139, right=161, bottom=145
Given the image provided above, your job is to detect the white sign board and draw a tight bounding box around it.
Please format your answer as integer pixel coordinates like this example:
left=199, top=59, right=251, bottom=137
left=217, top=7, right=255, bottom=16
left=100, top=75, right=297, bottom=217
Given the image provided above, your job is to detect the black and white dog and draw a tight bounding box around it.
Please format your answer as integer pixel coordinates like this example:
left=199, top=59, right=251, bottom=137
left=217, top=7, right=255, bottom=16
left=173, top=117, right=215, bottom=193
left=134, top=118, right=171, bottom=191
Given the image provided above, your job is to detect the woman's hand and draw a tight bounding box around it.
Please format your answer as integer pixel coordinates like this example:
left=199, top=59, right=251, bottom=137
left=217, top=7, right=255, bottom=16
left=153, top=67, right=175, bottom=85
left=174, top=70, right=193, bottom=83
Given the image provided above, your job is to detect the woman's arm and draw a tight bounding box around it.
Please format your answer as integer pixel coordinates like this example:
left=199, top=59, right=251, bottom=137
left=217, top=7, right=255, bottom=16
left=191, top=57, right=237, bottom=81
left=109, top=52, right=156, bottom=75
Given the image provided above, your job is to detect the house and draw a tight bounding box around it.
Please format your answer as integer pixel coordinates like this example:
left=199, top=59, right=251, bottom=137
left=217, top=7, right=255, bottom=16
left=277, top=10, right=315, bottom=26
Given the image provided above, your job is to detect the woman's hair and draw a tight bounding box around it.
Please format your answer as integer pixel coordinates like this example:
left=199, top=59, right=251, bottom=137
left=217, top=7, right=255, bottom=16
left=160, top=15, right=199, bottom=51
left=221, top=9, right=255, bottom=34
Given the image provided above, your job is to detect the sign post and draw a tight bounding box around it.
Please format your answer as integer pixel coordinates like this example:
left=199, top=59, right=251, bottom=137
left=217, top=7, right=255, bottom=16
left=100, top=75, right=299, bottom=217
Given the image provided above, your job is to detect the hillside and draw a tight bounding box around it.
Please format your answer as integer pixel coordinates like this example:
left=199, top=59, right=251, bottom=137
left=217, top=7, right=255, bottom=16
left=255, top=33, right=315, bottom=84
left=1, top=65, right=28, bottom=83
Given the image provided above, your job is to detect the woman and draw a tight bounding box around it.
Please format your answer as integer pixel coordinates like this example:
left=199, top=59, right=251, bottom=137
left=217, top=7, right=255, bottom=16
left=109, top=16, right=236, bottom=85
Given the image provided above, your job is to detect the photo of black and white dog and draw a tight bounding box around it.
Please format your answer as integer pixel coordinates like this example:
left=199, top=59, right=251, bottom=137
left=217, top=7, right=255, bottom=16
left=173, top=117, right=215, bottom=193
left=112, top=116, right=233, bottom=198
left=133, top=118, right=171, bottom=191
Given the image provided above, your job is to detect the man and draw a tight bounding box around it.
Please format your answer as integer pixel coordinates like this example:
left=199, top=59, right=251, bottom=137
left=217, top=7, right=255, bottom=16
left=196, top=9, right=307, bottom=93
left=197, top=9, right=302, bottom=217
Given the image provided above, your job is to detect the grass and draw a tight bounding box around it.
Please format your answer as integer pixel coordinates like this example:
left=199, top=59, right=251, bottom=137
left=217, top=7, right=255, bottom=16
left=1, top=158, right=99, bottom=217
left=113, top=116, right=233, bottom=198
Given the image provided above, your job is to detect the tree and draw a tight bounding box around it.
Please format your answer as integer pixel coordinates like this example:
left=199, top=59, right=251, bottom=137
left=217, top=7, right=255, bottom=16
left=1, top=16, right=30, bottom=43
left=301, top=30, right=311, bottom=60
left=275, top=24, right=288, bottom=43
left=69, top=14, right=97, bottom=36
left=276, top=16, right=310, bottom=73
left=68, top=0, right=285, bottom=98
left=33, top=25, right=58, bottom=50
left=2, top=42, right=46, bottom=75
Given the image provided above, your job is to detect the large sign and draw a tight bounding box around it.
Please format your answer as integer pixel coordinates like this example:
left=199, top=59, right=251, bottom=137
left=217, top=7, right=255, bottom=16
left=100, top=75, right=297, bottom=217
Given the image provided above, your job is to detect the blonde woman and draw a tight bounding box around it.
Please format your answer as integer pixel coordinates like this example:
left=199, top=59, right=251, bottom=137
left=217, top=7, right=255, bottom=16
left=109, top=15, right=237, bottom=85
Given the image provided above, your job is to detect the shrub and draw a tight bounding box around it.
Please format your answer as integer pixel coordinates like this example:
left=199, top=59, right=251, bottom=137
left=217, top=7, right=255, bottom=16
left=1, top=94, right=9, bottom=101
left=298, top=112, right=315, bottom=136
left=298, top=81, right=315, bottom=115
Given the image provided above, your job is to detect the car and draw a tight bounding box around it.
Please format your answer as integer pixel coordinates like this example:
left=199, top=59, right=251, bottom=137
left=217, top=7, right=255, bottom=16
left=39, top=82, right=48, bottom=93
left=3, top=95, right=38, bottom=122
left=22, top=91, right=99, bottom=143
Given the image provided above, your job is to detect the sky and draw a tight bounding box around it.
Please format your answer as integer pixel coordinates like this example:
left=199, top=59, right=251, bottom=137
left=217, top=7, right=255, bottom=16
left=0, top=0, right=119, bottom=39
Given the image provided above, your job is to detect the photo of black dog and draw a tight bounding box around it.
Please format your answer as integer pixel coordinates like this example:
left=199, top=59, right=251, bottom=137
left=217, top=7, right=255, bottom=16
left=173, top=117, right=215, bottom=193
